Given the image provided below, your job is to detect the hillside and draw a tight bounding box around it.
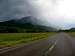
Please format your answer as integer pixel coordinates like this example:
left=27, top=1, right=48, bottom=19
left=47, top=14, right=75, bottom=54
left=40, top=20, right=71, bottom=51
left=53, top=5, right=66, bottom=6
left=0, top=16, right=56, bottom=33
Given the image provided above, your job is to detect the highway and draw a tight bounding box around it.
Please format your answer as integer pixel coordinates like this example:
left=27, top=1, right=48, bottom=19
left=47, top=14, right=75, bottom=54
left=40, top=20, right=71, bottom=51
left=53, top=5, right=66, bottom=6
left=46, top=33, right=75, bottom=56
left=0, top=32, right=75, bottom=56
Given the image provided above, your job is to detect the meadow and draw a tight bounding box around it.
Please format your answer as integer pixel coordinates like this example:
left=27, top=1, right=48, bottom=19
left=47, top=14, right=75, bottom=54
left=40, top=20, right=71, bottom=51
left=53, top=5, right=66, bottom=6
left=0, top=32, right=54, bottom=48
left=68, top=32, right=75, bottom=37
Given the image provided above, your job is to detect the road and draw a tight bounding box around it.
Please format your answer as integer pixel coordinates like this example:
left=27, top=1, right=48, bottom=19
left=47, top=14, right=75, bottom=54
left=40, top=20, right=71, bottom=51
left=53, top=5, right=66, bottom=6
left=0, top=32, right=75, bottom=56
left=47, top=33, right=75, bottom=56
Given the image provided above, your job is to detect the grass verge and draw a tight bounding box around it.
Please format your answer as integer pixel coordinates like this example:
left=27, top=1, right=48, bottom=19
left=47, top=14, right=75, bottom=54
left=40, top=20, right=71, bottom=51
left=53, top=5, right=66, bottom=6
left=68, top=32, right=75, bottom=37
left=0, top=32, right=55, bottom=48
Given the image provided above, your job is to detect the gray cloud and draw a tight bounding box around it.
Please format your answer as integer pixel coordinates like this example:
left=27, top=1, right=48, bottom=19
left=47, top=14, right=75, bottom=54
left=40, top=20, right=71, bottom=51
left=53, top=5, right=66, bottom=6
left=0, top=0, right=75, bottom=29
left=0, top=0, right=30, bottom=21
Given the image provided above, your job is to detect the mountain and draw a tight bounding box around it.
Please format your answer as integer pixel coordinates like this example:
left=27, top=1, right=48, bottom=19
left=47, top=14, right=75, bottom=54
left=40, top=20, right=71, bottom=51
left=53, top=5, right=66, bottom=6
left=58, top=28, right=75, bottom=32
left=0, top=16, right=56, bottom=33
left=68, top=28, right=75, bottom=32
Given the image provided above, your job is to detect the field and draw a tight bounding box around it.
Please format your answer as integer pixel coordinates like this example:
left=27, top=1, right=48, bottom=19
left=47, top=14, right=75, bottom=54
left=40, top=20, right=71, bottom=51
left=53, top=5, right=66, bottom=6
left=68, top=32, right=75, bottom=37
left=0, top=32, right=54, bottom=48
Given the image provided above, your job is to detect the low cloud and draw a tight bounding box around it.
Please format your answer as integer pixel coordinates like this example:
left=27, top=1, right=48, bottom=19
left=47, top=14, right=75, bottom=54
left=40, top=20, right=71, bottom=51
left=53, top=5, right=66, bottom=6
left=0, top=0, right=75, bottom=29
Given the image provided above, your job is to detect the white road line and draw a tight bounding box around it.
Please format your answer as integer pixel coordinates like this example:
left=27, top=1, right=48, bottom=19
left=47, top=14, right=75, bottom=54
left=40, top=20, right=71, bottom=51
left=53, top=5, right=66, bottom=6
left=49, top=40, right=57, bottom=52
left=44, top=40, right=58, bottom=56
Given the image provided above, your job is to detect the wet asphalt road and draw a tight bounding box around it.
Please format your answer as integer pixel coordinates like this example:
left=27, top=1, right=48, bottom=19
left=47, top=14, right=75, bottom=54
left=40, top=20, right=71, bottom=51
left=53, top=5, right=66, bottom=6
left=0, top=32, right=75, bottom=56
left=47, top=33, right=75, bottom=56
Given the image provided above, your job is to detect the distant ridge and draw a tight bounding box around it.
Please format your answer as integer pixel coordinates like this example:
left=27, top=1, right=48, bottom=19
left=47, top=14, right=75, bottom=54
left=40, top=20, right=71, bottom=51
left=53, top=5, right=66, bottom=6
left=0, top=16, right=56, bottom=33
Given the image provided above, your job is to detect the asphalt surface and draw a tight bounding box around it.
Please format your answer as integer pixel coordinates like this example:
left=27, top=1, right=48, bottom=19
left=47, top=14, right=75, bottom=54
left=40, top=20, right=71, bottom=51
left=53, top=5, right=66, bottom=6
left=47, top=33, right=75, bottom=56
left=0, top=32, right=75, bottom=56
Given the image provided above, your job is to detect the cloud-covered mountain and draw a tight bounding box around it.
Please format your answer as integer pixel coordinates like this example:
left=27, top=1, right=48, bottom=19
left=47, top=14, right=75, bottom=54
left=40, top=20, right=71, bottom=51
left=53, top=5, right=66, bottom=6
left=0, top=16, right=57, bottom=33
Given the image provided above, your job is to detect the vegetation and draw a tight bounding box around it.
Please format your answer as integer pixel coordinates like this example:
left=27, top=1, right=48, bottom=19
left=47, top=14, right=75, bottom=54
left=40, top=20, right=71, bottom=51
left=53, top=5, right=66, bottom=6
left=58, top=28, right=75, bottom=32
left=0, top=16, right=56, bottom=33
left=0, top=26, right=49, bottom=33
left=68, top=32, right=75, bottom=37
left=0, top=32, right=54, bottom=48
left=0, top=16, right=56, bottom=48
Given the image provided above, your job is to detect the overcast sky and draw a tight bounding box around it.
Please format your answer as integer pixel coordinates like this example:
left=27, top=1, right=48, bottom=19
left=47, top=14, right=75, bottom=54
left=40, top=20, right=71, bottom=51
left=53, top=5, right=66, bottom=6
left=0, top=0, right=75, bottom=29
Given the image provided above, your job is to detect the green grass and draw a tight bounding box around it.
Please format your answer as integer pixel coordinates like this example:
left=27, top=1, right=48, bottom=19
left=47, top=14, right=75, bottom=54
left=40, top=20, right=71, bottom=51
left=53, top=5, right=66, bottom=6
left=68, top=32, right=75, bottom=37
left=0, top=32, right=55, bottom=48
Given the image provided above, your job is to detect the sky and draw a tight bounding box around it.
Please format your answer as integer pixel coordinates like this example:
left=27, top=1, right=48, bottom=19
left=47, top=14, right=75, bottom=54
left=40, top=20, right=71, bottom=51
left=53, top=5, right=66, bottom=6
left=0, top=0, right=75, bottom=29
